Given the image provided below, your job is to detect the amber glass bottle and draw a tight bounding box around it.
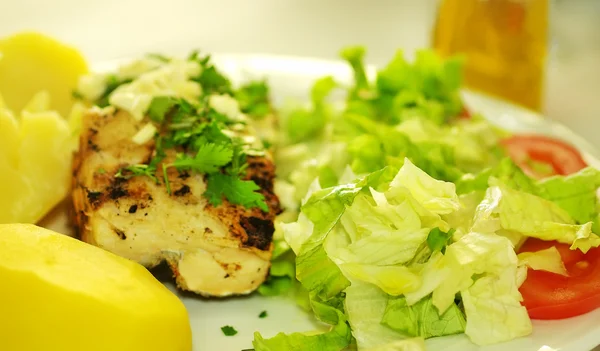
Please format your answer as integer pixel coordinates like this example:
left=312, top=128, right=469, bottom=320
left=432, top=0, right=549, bottom=111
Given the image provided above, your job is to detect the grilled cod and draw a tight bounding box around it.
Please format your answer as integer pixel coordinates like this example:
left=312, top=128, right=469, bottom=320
left=71, top=57, right=281, bottom=296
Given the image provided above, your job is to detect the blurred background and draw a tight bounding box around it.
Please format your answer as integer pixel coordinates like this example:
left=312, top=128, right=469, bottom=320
left=0, top=0, right=598, bottom=146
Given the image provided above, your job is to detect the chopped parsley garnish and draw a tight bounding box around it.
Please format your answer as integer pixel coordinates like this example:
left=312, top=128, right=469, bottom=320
left=236, top=81, right=271, bottom=118
left=102, top=52, right=270, bottom=212
left=258, top=310, right=268, bottom=318
left=162, top=164, right=171, bottom=195
left=205, top=173, right=268, bottom=212
left=147, top=96, right=178, bottom=123
left=117, top=96, right=267, bottom=211
left=97, top=75, right=133, bottom=107
left=115, top=164, right=158, bottom=184
left=170, top=143, right=233, bottom=173
left=96, top=168, right=107, bottom=175
left=188, top=51, right=232, bottom=95
left=220, top=325, right=238, bottom=336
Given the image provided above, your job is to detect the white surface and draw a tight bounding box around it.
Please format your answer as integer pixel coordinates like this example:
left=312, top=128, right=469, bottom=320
left=1, top=0, right=599, bottom=146
left=0, top=0, right=437, bottom=65
left=41, top=53, right=600, bottom=351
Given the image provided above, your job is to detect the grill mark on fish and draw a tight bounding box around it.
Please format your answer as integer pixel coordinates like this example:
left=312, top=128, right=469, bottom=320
left=240, top=216, right=274, bottom=251
left=86, top=189, right=103, bottom=208
left=114, top=228, right=127, bottom=240
left=87, top=139, right=100, bottom=152
left=174, top=185, right=191, bottom=196
left=108, top=177, right=129, bottom=200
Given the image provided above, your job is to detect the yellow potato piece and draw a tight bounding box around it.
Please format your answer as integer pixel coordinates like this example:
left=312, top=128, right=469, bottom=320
left=0, top=32, right=88, bottom=116
left=22, top=90, right=51, bottom=113
left=0, top=224, right=192, bottom=351
left=0, top=106, right=72, bottom=224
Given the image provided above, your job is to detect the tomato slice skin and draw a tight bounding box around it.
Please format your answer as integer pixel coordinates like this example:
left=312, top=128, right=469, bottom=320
left=501, top=135, right=588, bottom=178
left=518, top=238, right=600, bottom=320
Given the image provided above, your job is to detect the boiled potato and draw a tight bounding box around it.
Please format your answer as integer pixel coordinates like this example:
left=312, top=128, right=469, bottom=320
left=0, top=32, right=89, bottom=224
left=0, top=32, right=88, bottom=116
left=0, top=99, right=74, bottom=224
left=0, top=224, right=192, bottom=351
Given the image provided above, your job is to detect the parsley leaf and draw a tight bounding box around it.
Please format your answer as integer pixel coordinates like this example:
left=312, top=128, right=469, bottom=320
left=205, top=173, right=268, bottom=212
left=220, top=325, right=238, bottom=336
left=426, top=227, right=455, bottom=254
left=228, top=140, right=248, bottom=176
left=258, top=311, right=268, bottom=318
left=236, top=81, right=270, bottom=118
left=191, top=121, right=231, bottom=148
left=162, top=163, right=171, bottom=195
left=172, top=143, right=233, bottom=173
left=148, top=96, right=178, bottom=122
left=188, top=51, right=232, bottom=94
left=170, top=99, right=196, bottom=124
left=116, top=164, right=158, bottom=183
left=97, top=75, right=132, bottom=107
left=149, top=136, right=166, bottom=170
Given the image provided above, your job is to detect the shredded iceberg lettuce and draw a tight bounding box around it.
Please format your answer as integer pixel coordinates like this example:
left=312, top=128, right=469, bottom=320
left=256, top=45, right=600, bottom=350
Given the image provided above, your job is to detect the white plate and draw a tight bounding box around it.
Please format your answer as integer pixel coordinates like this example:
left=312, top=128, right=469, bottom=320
left=43, top=54, right=600, bottom=351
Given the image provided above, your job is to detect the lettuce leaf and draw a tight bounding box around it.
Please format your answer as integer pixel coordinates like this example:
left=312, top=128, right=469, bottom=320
left=257, top=243, right=296, bottom=296
left=461, top=269, right=532, bottom=345
left=442, top=191, right=484, bottom=238
left=344, top=281, right=406, bottom=349
left=537, top=167, right=600, bottom=232
left=323, top=160, right=461, bottom=295
left=403, top=232, right=518, bottom=314
left=389, top=159, right=460, bottom=215
left=252, top=307, right=352, bottom=351
left=285, top=76, right=337, bottom=143
left=289, top=167, right=397, bottom=301
left=381, top=295, right=466, bottom=339
left=455, top=157, right=537, bottom=195
left=473, top=184, right=600, bottom=252
left=341, top=263, right=421, bottom=296
left=458, top=164, right=600, bottom=239
left=341, top=46, right=369, bottom=99
left=395, top=118, right=505, bottom=173
left=517, top=246, right=568, bottom=276
left=340, top=113, right=462, bottom=181
left=296, top=245, right=350, bottom=300
left=374, top=49, right=464, bottom=124
left=404, top=232, right=531, bottom=345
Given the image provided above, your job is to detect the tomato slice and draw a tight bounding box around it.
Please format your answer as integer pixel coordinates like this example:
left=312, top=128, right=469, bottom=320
left=501, top=135, right=588, bottom=178
left=518, top=238, right=600, bottom=320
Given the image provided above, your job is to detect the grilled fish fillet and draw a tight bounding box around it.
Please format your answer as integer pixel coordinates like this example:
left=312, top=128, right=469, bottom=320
left=71, top=108, right=281, bottom=296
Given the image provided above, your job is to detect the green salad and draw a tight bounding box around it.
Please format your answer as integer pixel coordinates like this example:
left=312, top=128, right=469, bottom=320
left=251, top=47, right=600, bottom=350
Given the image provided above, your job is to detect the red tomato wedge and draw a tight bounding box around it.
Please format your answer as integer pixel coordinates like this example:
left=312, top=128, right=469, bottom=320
left=518, top=238, right=600, bottom=320
left=501, top=135, right=588, bottom=178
